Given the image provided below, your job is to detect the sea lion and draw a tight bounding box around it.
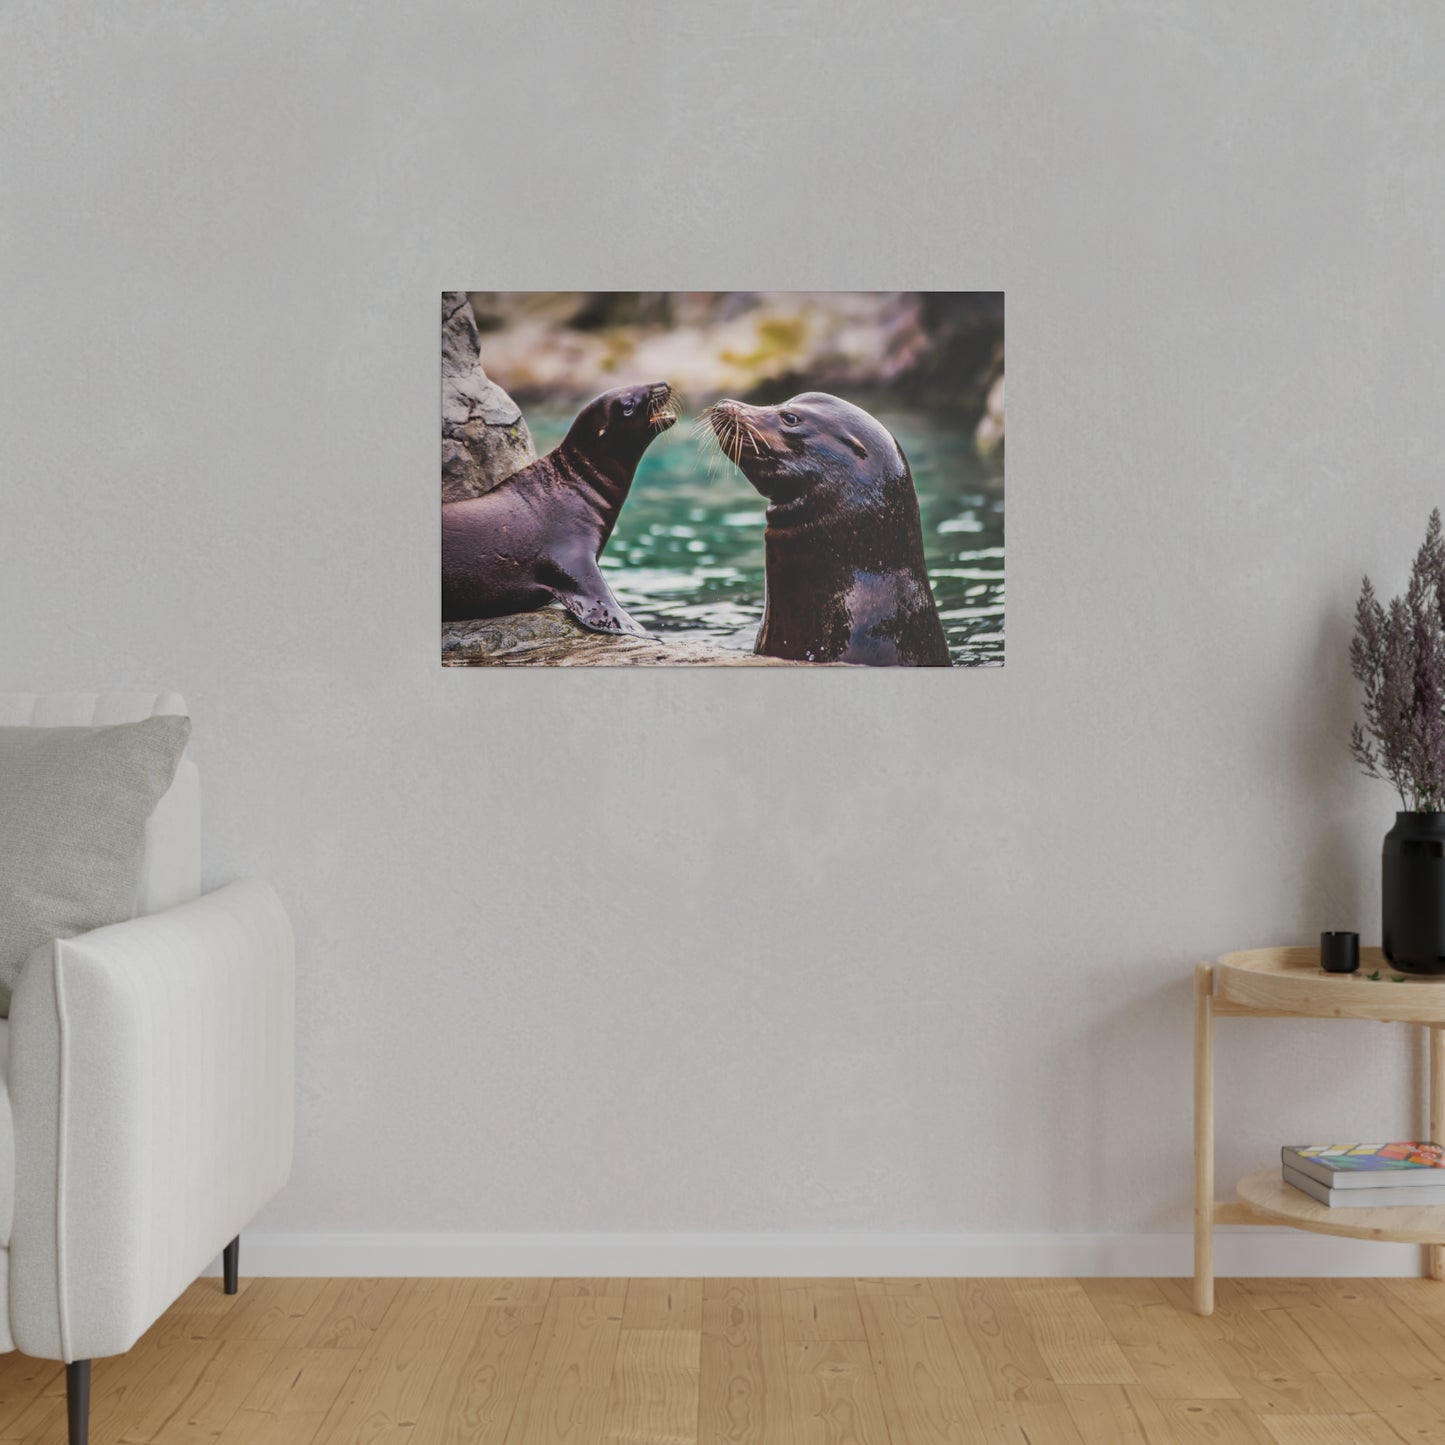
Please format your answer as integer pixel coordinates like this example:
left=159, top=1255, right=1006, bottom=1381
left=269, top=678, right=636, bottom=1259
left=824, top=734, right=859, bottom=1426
left=442, top=381, right=678, bottom=633
left=706, top=393, right=952, bottom=666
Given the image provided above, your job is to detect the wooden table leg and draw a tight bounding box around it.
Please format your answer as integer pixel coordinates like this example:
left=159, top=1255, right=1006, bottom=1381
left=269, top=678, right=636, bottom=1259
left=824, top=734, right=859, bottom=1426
left=1194, top=962, right=1215, bottom=1315
left=1431, top=1025, right=1445, bottom=1282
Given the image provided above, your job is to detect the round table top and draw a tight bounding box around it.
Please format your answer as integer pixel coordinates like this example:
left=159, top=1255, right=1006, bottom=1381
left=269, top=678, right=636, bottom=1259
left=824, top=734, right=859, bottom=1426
left=1216, top=946, right=1445, bottom=1023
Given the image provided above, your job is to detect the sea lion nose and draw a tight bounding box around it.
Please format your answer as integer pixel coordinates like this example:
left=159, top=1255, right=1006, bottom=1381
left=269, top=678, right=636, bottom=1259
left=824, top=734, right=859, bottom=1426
left=650, top=382, right=670, bottom=398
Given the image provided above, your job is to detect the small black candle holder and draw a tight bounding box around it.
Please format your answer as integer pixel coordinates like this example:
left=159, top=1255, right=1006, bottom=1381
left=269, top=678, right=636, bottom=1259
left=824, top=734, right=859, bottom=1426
left=1320, top=931, right=1360, bottom=974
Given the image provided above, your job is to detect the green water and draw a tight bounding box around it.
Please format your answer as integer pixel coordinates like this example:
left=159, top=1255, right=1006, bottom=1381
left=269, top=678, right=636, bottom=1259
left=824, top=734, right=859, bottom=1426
left=528, top=407, right=1004, bottom=667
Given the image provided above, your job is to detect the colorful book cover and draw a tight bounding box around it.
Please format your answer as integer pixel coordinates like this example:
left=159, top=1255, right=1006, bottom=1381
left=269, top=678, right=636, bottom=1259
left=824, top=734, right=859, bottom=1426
left=1286, top=1143, right=1445, bottom=1172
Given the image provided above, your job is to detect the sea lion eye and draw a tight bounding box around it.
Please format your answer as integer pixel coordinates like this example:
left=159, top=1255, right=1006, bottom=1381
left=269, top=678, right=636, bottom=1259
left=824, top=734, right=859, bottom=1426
left=780, top=411, right=801, bottom=426
left=622, top=403, right=636, bottom=417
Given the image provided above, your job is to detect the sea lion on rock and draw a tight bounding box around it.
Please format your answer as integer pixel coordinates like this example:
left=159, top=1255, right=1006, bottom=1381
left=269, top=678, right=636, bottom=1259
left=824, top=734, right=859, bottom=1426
left=706, top=393, right=951, bottom=666
left=442, top=382, right=678, bottom=633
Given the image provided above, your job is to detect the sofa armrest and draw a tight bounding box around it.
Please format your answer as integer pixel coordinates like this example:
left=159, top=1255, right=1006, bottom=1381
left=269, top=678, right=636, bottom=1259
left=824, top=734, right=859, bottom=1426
left=7, top=879, right=294, bottom=1361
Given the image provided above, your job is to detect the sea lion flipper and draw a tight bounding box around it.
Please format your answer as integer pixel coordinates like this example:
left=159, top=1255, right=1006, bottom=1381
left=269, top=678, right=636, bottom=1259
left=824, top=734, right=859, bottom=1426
left=549, top=563, right=650, bottom=638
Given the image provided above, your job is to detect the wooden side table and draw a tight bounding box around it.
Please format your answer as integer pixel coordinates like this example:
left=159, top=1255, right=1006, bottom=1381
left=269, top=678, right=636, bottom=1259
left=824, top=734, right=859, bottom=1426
left=1194, top=946, right=1445, bottom=1315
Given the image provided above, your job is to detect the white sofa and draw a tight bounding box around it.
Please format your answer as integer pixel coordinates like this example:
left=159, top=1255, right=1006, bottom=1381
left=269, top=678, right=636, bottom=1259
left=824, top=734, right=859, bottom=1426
left=0, top=692, right=294, bottom=1445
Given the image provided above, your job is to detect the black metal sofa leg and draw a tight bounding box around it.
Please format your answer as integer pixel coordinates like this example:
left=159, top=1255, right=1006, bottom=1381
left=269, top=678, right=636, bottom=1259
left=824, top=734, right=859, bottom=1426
left=223, top=1235, right=240, bottom=1295
left=66, top=1360, right=90, bottom=1445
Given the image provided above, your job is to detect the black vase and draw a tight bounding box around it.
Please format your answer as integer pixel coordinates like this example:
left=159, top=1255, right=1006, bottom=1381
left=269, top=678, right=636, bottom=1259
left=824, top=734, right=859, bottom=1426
left=1383, top=812, right=1445, bottom=975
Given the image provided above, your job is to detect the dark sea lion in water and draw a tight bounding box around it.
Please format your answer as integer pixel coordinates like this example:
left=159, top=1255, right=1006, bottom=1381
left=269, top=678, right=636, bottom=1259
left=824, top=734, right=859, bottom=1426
left=442, top=382, right=678, bottom=633
left=706, top=393, right=952, bottom=666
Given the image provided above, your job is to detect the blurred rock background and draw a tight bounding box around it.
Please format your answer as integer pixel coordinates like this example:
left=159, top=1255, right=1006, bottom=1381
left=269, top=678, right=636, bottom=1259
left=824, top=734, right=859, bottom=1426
left=464, top=291, right=1005, bottom=449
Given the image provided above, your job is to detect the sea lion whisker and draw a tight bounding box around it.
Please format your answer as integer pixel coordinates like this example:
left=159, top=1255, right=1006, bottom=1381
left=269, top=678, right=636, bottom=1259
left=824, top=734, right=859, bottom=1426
left=724, top=410, right=765, bottom=460
left=692, top=409, right=731, bottom=480
left=706, top=403, right=755, bottom=467
left=646, top=384, right=682, bottom=433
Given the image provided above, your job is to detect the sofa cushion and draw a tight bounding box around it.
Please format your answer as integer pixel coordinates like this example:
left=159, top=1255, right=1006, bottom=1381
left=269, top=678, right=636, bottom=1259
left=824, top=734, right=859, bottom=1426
left=0, top=694, right=201, bottom=921
left=0, top=717, right=191, bottom=1015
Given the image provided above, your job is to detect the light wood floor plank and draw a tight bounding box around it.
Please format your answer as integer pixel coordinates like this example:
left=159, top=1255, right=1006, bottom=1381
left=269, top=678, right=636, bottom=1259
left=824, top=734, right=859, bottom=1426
left=785, top=1341, right=889, bottom=1445
left=623, top=1281, right=704, bottom=1332
left=973, top=1398, right=1088, bottom=1445
left=504, top=1290, right=624, bottom=1445
left=930, top=1277, right=1060, bottom=1404
left=1080, top=1277, right=1237, bottom=1399
left=778, top=1284, right=865, bottom=1343
left=1308, top=1279, right=1445, bottom=1377
left=602, top=1329, right=700, bottom=1445
left=104, top=1336, right=222, bottom=1445
left=1370, top=1276, right=1445, bottom=1359
left=1340, top=1373, right=1445, bottom=1445
left=9, top=1396, right=65, bottom=1445
left=1208, top=1284, right=1375, bottom=1414
left=699, top=1279, right=794, bottom=1445
left=853, top=1280, right=931, bottom=1298
left=1229, top=1281, right=1321, bottom=1311
left=1170, top=1279, right=1366, bottom=1417
left=1269, top=1299, right=1403, bottom=1382
left=311, top=1277, right=474, bottom=1443
left=1058, top=1383, right=1154, bottom=1444
left=552, top=1280, right=632, bottom=1299
left=212, top=1346, right=362, bottom=1445
left=476, top=1281, right=555, bottom=1308
left=1142, top=1398, right=1278, bottom=1445
left=1006, top=1280, right=1138, bottom=1387
left=205, top=1278, right=331, bottom=1344
left=0, top=1358, right=61, bottom=1439
left=169, top=1279, right=246, bottom=1319
left=5, top=1351, right=73, bottom=1444
left=1259, top=1414, right=1403, bottom=1445
left=856, top=1280, right=982, bottom=1445
left=286, top=1278, right=402, bottom=1350
left=410, top=1302, right=545, bottom=1445
left=150, top=1339, right=283, bottom=1445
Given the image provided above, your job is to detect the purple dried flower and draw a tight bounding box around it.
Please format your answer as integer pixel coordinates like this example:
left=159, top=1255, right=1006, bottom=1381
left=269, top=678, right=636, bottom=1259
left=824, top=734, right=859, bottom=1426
left=1352, top=510, right=1445, bottom=811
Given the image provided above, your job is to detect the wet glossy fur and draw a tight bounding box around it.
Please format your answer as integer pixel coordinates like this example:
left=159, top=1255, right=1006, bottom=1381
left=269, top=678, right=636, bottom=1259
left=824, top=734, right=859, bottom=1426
left=707, top=392, right=951, bottom=666
left=442, top=383, right=676, bottom=634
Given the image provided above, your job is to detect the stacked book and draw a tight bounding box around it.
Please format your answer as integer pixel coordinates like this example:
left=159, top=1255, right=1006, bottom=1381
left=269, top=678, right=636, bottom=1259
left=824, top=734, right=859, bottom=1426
left=1283, top=1143, right=1445, bottom=1207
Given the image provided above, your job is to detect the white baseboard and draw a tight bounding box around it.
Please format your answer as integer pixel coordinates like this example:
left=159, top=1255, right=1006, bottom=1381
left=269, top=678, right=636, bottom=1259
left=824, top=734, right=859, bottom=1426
left=203, top=1229, right=1429, bottom=1278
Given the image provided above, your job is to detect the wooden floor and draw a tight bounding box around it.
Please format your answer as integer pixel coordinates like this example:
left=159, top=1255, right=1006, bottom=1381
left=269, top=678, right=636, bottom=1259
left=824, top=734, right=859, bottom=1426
left=4, top=1277, right=1445, bottom=1443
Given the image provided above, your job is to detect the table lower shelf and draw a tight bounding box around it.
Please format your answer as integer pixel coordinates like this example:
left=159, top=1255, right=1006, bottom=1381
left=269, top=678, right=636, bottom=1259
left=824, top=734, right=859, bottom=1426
left=1235, top=1168, right=1445, bottom=1244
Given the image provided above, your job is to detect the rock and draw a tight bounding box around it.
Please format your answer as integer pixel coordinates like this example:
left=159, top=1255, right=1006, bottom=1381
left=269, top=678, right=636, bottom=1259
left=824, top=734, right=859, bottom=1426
left=976, top=372, right=1005, bottom=455
left=441, top=291, right=536, bottom=501
left=441, top=608, right=843, bottom=666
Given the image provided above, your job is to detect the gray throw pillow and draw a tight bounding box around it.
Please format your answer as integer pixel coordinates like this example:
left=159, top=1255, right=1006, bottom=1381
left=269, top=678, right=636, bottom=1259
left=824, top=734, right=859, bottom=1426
left=0, top=715, right=192, bottom=1014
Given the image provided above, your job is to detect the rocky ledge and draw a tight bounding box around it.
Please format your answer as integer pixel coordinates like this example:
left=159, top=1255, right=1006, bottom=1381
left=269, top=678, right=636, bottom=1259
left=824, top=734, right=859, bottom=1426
left=442, top=608, right=813, bottom=666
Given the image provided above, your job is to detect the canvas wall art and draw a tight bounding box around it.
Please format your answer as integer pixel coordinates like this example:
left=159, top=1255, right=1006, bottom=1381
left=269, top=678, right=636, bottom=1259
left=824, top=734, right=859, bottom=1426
left=441, top=292, right=1004, bottom=667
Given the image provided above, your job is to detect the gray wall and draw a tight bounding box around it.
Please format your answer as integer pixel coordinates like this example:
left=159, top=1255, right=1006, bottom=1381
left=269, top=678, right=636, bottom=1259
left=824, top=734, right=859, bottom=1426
left=2, top=0, right=1442, bottom=1242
